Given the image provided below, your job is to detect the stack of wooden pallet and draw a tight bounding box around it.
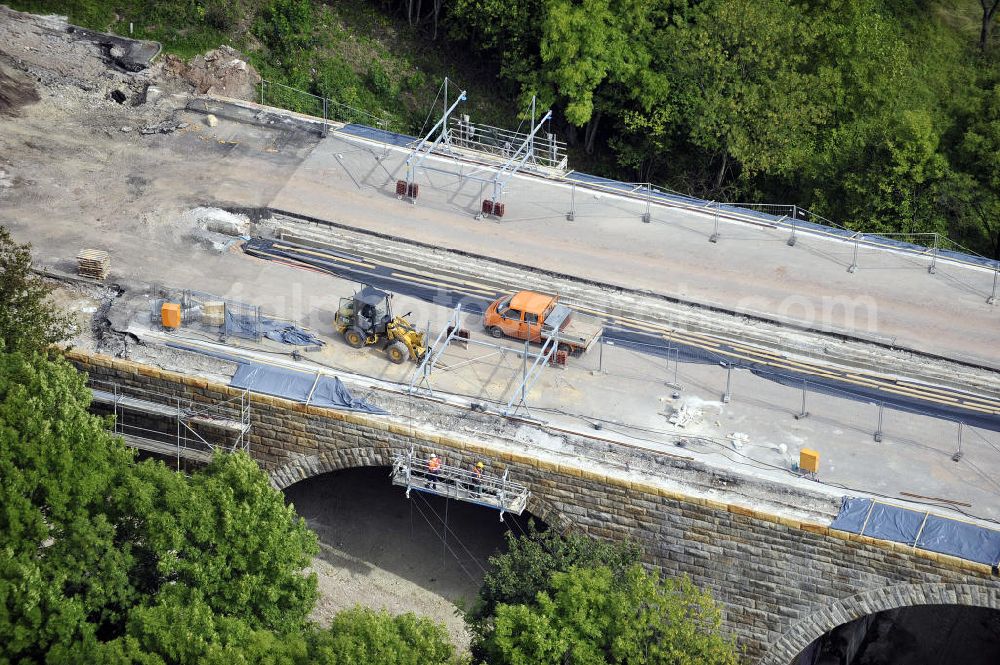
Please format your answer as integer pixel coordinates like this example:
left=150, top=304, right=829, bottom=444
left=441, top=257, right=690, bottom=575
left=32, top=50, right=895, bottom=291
left=76, top=249, right=110, bottom=280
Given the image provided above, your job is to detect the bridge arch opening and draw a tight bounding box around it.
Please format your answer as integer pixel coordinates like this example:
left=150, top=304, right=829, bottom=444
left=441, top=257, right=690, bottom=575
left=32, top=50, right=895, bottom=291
left=790, top=604, right=1000, bottom=665
left=281, top=466, right=546, bottom=646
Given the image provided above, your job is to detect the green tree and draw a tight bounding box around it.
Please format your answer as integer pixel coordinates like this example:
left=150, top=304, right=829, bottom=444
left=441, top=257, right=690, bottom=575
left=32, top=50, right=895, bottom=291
left=308, top=607, right=457, bottom=665
left=160, top=452, right=320, bottom=633
left=0, top=348, right=136, bottom=661
left=690, top=0, right=825, bottom=185
left=0, top=226, right=76, bottom=354
left=0, top=348, right=319, bottom=663
left=956, top=82, right=1000, bottom=258
left=480, top=565, right=738, bottom=665
left=469, top=524, right=641, bottom=628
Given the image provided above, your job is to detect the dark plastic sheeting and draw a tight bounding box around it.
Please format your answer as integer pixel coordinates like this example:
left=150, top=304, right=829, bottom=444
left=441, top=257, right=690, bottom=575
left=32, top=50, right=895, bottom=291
left=230, top=363, right=386, bottom=414
left=830, top=497, right=1000, bottom=567
left=225, top=310, right=324, bottom=346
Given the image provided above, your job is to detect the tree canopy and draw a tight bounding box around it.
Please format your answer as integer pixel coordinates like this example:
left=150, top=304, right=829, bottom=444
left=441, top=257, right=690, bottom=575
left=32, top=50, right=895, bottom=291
left=0, top=226, right=76, bottom=354
left=468, top=525, right=736, bottom=664
left=0, top=347, right=320, bottom=663
left=478, top=565, right=738, bottom=665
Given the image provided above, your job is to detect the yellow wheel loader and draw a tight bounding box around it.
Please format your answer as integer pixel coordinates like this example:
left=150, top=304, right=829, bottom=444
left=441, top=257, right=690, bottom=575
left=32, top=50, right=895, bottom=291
left=335, top=286, right=427, bottom=364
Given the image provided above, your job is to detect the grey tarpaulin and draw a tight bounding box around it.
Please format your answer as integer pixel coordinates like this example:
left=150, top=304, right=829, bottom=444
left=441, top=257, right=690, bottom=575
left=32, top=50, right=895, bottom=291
left=225, top=310, right=325, bottom=346
left=230, top=363, right=386, bottom=414
left=830, top=497, right=1000, bottom=567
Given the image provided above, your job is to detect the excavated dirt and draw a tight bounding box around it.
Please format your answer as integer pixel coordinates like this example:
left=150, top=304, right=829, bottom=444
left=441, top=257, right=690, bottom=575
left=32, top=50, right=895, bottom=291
left=0, top=60, right=40, bottom=116
left=162, top=45, right=261, bottom=100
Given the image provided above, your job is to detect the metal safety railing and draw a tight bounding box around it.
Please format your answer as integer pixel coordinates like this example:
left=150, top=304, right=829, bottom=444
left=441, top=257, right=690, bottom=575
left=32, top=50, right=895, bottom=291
left=561, top=178, right=999, bottom=302
left=260, top=79, right=399, bottom=137
left=150, top=285, right=262, bottom=342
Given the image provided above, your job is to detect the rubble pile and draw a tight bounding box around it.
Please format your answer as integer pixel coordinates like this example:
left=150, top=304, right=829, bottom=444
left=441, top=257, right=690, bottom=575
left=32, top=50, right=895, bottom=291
left=162, top=46, right=261, bottom=101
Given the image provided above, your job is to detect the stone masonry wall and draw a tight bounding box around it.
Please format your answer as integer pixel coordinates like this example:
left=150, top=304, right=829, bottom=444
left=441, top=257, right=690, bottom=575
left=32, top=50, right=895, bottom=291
left=66, top=350, right=1000, bottom=664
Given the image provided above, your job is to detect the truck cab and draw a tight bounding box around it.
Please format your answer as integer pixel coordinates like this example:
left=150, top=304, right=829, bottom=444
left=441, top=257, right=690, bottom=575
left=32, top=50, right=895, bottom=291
left=483, top=291, right=601, bottom=353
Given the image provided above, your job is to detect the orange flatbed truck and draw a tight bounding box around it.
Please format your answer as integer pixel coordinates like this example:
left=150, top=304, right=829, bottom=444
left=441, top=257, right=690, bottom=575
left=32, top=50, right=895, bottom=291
left=482, top=291, right=602, bottom=354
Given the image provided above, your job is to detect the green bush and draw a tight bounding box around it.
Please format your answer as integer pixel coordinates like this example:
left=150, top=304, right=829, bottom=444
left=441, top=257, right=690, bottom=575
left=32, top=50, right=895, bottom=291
left=367, top=60, right=393, bottom=96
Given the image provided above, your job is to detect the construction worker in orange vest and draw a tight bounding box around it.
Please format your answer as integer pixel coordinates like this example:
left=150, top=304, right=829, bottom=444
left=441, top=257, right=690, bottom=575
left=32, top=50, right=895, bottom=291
left=472, top=461, right=484, bottom=493
left=428, top=454, right=442, bottom=489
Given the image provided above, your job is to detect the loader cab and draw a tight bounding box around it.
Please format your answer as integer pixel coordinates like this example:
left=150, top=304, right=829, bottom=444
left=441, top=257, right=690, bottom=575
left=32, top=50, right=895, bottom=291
left=355, top=286, right=391, bottom=334
left=338, top=286, right=391, bottom=338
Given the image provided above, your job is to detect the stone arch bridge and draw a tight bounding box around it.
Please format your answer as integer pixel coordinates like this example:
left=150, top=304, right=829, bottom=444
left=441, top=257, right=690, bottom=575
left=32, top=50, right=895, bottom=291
left=68, top=350, right=1000, bottom=663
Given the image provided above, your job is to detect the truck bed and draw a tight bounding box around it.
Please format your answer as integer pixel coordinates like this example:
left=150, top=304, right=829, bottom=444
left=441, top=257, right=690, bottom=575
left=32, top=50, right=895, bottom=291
left=543, top=311, right=603, bottom=353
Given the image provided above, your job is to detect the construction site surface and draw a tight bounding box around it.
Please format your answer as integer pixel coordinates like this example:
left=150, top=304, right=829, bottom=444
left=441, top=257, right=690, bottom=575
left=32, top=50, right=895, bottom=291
left=2, top=4, right=999, bottom=562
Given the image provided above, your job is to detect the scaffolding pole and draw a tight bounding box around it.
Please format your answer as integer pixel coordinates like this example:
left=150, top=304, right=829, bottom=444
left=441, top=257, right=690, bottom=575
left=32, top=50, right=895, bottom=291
left=404, top=89, right=468, bottom=198
left=488, top=105, right=554, bottom=204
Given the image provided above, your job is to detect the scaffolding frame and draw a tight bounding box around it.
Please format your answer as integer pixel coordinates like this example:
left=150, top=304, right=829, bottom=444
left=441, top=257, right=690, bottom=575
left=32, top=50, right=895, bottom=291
left=89, top=378, right=251, bottom=470
left=390, top=447, right=530, bottom=521
left=448, top=96, right=568, bottom=171
left=486, top=107, right=553, bottom=205
left=407, top=305, right=560, bottom=416
left=403, top=85, right=468, bottom=201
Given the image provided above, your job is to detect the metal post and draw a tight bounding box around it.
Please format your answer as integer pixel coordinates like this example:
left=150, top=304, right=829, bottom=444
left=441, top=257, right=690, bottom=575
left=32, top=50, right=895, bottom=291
left=260, top=80, right=265, bottom=106
left=953, top=422, right=964, bottom=462
left=709, top=202, right=720, bottom=243
left=722, top=362, right=732, bottom=403
left=795, top=380, right=809, bottom=419
left=530, top=96, right=536, bottom=161
left=566, top=183, right=576, bottom=221
left=848, top=232, right=860, bottom=273
left=441, top=77, right=448, bottom=143
left=787, top=205, right=798, bottom=247
left=928, top=233, right=938, bottom=274
left=442, top=497, right=449, bottom=565
left=176, top=396, right=181, bottom=471
left=598, top=334, right=604, bottom=373
left=322, top=97, right=328, bottom=137
left=521, top=339, right=529, bottom=406
left=988, top=266, right=998, bottom=305
left=642, top=183, right=651, bottom=223
left=672, top=348, right=680, bottom=388
left=874, top=402, right=884, bottom=442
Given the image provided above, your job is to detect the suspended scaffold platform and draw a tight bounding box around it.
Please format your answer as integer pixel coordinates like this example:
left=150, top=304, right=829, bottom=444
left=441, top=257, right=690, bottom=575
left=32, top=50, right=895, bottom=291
left=390, top=449, right=529, bottom=521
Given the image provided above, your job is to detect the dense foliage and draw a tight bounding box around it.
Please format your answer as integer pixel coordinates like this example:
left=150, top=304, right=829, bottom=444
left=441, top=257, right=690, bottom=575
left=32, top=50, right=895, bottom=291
left=0, top=227, right=76, bottom=354
left=0, top=346, right=463, bottom=664
left=468, top=526, right=737, bottom=665
left=468, top=522, right=641, bottom=627
left=0, top=347, right=320, bottom=662
left=481, top=566, right=738, bottom=665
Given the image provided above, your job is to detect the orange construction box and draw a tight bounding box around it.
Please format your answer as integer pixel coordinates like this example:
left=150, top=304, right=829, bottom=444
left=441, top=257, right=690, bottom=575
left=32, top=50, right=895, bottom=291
left=161, top=302, right=182, bottom=329
left=799, top=448, right=820, bottom=474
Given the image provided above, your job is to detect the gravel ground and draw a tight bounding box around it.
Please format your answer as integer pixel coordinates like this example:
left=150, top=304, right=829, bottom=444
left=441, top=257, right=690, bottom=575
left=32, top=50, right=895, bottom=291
left=284, top=468, right=534, bottom=652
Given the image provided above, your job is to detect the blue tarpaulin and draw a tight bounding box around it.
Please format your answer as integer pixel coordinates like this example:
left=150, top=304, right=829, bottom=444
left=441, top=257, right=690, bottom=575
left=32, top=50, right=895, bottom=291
left=230, top=363, right=386, bottom=414
left=830, top=497, right=1000, bottom=567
